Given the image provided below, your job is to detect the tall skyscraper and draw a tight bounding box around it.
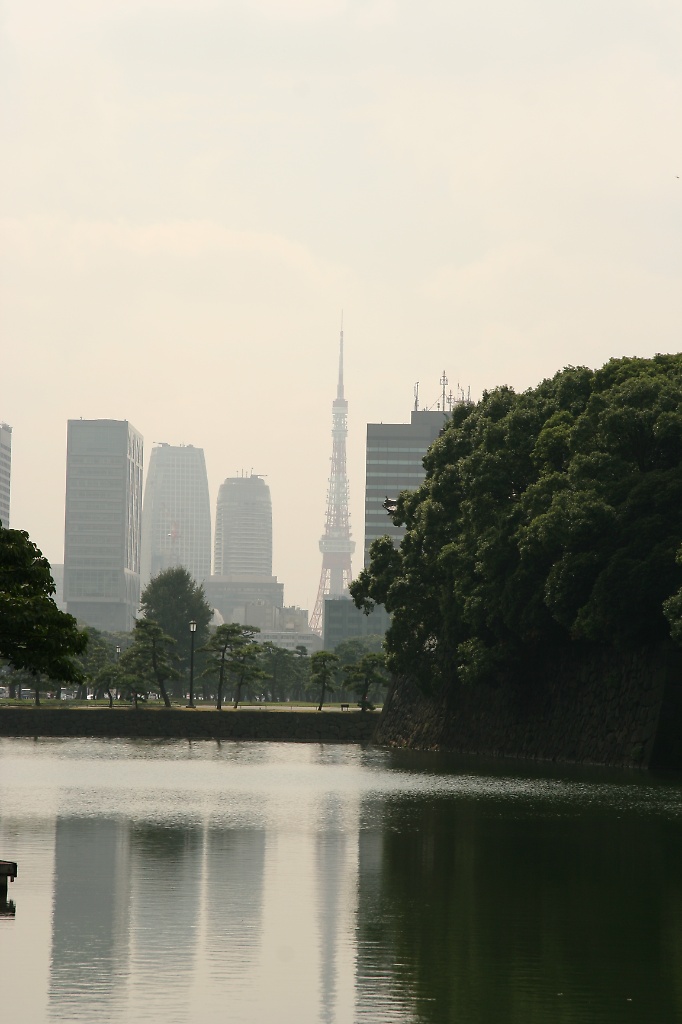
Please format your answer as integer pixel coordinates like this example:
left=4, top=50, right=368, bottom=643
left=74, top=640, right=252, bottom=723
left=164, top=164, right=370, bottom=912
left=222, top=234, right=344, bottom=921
left=140, top=443, right=211, bottom=588
left=214, top=474, right=272, bottom=576
left=364, top=409, right=446, bottom=564
left=206, top=473, right=280, bottom=628
left=0, top=421, right=11, bottom=528
left=64, top=419, right=143, bottom=632
left=310, top=326, right=355, bottom=634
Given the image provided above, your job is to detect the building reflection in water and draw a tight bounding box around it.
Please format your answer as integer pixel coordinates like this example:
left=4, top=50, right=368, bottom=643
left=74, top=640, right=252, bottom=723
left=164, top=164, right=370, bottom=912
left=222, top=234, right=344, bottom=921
left=315, top=794, right=348, bottom=1024
left=202, top=826, right=266, bottom=995
left=127, top=823, right=202, bottom=1019
left=48, top=817, right=130, bottom=1021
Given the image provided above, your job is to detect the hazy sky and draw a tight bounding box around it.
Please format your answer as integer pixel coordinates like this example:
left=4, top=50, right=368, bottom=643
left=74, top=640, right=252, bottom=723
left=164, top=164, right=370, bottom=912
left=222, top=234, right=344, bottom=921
left=2, top=0, right=681, bottom=611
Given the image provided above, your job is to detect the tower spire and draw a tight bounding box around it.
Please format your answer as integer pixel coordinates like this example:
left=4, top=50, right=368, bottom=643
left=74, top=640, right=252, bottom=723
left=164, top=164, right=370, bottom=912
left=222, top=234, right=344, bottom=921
left=310, top=322, right=355, bottom=636
left=337, top=312, right=344, bottom=399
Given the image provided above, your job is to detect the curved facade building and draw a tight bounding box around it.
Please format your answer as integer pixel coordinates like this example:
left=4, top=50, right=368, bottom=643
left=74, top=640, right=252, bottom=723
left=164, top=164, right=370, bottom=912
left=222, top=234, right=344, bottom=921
left=140, top=443, right=211, bottom=587
left=214, top=475, right=272, bottom=577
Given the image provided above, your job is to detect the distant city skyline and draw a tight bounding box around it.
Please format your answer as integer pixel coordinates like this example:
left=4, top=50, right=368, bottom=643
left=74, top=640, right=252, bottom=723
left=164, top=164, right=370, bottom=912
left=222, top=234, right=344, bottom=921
left=3, top=0, right=680, bottom=609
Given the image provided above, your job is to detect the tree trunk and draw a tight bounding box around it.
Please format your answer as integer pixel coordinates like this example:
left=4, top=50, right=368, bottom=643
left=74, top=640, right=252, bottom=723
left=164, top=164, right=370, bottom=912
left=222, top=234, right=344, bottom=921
left=317, top=682, right=326, bottom=712
left=216, top=659, right=225, bottom=710
left=8, top=682, right=16, bottom=699
left=233, top=678, right=243, bottom=710
left=158, top=682, right=171, bottom=708
left=107, top=687, right=113, bottom=709
left=34, top=687, right=41, bottom=707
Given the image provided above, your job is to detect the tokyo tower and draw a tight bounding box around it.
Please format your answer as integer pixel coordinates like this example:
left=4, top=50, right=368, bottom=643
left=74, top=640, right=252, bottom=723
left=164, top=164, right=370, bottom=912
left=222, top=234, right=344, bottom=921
left=310, top=323, right=355, bottom=635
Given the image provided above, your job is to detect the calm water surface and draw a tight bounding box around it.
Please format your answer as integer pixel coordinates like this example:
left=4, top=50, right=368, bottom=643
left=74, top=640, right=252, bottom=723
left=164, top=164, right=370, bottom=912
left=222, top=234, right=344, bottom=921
left=1, top=738, right=681, bottom=1024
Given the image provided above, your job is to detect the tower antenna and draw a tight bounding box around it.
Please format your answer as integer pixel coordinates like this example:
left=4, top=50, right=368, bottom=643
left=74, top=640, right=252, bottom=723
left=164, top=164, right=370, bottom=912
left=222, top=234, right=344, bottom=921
left=414, top=381, right=420, bottom=412
left=310, top=322, right=355, bottom=635
left=440, top=370, right=448, bottom=415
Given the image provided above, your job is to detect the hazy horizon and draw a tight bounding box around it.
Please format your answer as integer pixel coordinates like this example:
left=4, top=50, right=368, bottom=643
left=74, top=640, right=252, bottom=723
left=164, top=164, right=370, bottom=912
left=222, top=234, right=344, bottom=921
left=2, top=0, right=680, bottom=611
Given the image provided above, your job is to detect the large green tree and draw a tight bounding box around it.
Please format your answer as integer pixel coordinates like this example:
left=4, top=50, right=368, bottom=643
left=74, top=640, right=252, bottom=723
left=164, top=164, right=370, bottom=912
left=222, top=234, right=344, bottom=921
left=343, top=651, right=389, bottom=711
left=351, top=355, right=682, bottom=692
left=0, top=526, right=87, bottom=696
left=311, top=651, right=339, bottom=711
left=140, top=568, right=212, bottom=694
left=120, top=619, right=179, bottom=707
left=260, top=643, right=297, bottom=702
left=202, top=624, right=264, bottom=710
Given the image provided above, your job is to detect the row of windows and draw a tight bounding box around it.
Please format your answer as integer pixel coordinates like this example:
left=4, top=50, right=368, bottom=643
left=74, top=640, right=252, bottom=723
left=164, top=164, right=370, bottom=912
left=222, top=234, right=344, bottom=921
left=365, top=466, right=425, bottom=474
left=366, top=459, right=426, bottom=467
left=366, top=446, right=431, bottom=454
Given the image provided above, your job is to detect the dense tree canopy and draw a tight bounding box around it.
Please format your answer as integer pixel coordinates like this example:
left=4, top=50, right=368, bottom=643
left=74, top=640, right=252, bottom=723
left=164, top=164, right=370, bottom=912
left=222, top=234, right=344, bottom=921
left=140, top=567, right=212, bottom=691
left=351, top=355, right=682, bottom=691
left=0, top=526, right=86, bottom=687
left=121, top=619, right=179, bottom=708
left=202, top=623, right=264, bottom=710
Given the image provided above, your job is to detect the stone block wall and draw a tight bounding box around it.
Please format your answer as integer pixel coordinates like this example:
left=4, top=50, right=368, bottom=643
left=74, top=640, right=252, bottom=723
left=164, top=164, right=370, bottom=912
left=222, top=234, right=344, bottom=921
left=0, top=708, right=379, bottom=745
left=374, top=644, right=682, bottom=768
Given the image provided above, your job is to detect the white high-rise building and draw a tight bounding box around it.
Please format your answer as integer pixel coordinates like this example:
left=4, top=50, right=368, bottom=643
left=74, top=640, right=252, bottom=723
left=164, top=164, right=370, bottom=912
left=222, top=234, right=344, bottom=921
left=140, top=443, right=211, bottom=588
left=205, top=474, right=281, bottom=628
left=0, top=422, right=12, bottom=528
left=64, top=419, right=143, bottom=632
left=214, top=474, right=272, bottom=577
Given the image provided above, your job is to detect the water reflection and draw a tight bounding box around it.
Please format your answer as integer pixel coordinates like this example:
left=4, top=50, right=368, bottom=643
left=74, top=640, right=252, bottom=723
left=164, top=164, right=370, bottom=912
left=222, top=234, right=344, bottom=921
left=316, top=795, right=351, bottom=1024
left=355, top=792, right=682, bottom=1024
left=49, top=819, right=130, bottom=1021
left=202, top=827, right=266, bottom=995
left=129, top=824, right=202, bottom=1021
left=1, top=740, right=682, bottom=1024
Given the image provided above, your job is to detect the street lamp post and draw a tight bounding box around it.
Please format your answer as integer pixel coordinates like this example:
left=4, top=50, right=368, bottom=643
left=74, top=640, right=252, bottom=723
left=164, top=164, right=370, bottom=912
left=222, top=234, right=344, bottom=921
left=188, top=621, right=197, bottom=708
left=115, top=645, right=121, bottom=701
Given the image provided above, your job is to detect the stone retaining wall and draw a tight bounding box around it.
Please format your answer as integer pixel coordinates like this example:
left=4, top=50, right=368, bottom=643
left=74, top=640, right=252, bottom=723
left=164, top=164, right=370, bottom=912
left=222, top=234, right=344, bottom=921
left=0, top=708, right=379, bottom=744
left=374, top=644, right=682, bottom=768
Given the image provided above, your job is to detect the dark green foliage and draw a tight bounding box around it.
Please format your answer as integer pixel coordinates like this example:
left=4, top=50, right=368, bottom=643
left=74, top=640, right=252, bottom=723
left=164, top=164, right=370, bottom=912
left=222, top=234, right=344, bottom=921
left=260, top=643, right=297, bottom=702
left=93, top=662, right=123, bottom=708
left=0, top=526, right=87, bottom=693
left=351, top=355, right=682, bottom=691
left=120, top=619, right=179, bottom=707
left=201, top=624, right=264, bottom=710
left=343, top=652, right=388, bottom=711
left=334, top=634, right=385, bottom=667
left=140, top=568, right=212, bottom=693
left=311, top=651, right=339, bottom=711
left=74, top=626, right=121, bottom=699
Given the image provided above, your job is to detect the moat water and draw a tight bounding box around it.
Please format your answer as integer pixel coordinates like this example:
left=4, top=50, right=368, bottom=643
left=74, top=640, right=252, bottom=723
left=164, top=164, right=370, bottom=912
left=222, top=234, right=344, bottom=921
left=1, top=738, right=681, bottom=1024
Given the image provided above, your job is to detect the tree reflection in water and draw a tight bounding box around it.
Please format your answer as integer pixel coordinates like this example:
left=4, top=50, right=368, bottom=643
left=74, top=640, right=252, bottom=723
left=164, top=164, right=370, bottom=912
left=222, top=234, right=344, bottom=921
left=356, top=792, right=682, bottom=1024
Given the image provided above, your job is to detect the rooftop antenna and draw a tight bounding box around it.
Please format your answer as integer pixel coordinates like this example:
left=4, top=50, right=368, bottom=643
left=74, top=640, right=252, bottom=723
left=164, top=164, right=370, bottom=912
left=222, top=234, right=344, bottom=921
left=414, top=381, right=420, bottom=412
left=337, top=310, right=344, bottom=400
left=440, top=370, right=448, bottom=414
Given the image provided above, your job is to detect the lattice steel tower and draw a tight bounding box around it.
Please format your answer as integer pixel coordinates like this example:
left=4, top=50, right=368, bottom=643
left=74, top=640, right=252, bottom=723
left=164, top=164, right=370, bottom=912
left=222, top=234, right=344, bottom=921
left=310, top=325, right=355, bottom=635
